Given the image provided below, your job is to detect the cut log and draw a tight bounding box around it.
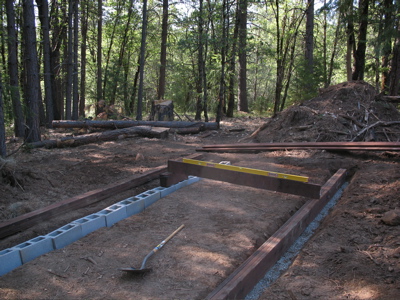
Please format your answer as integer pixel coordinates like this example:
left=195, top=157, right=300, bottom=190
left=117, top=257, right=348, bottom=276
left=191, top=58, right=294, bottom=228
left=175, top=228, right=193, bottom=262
left=150, top=100, right=174, bottom=121
left=28, top=126, right=169, bottom=149
left=52, top=120, right=219, bottom=131
left=169, top=126, right=202, bottom=134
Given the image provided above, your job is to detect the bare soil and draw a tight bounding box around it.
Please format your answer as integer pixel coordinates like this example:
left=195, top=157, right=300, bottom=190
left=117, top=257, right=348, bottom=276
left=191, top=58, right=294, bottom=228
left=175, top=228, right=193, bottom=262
left=1, top=81, right=400, bottom=299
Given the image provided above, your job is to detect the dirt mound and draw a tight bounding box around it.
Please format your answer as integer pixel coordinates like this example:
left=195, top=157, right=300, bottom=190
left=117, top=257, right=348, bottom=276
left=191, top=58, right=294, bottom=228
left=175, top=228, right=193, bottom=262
left=256, top=81, right=400, bottom=143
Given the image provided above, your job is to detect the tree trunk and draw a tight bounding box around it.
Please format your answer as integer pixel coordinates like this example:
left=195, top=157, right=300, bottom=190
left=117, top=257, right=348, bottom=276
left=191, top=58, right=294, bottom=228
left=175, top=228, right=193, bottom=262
left=352, top=0, right=370, bottom=80
left=137, top=0, right=148, bottom=121
left=97, top=0, right=103, bottom=115
left=52, top=119, right=219, bottom=130
left=0, top=74, right=6, bottom=157
left=72, top=0, right=79, bottom=120
left=380, top=0, right=394, bottom=92
left=5, top=0, right=25, bottom=137
left=237, top=0, right=248, bottom=112
left=389, top=17, right=400, bottom=96
left=216, top=0, right=228, bottom=123
left=65, top=0, right=74, bottom=120
left=227, top=2, right=240, bottom=118
left=50, top=0, right=66, bottom=120
left=195, top=0, right=205, bottom=121
left=305, top=0, right=314, bottom=74
left=36, top=0, right=54, bottom=128
left=80, top=0, right=88, bottom=118
left=157, top=0, right=168, bottom=100
left=22, top=0, right=41, bottom=142
left=29, top=126, right=170, bottom=149
left=345, top=3, right=355, bottom=81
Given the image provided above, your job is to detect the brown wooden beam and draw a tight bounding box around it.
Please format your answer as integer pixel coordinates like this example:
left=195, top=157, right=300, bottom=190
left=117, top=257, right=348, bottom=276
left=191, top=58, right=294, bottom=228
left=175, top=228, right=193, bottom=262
left=197, top=146, right=400, bottom=153
left=161, top=159, right=321, bottom=199
left=197, top=142, right=400, bottom=153
left=0, top=154, right=202, bottom=239
left=206, top=168, right=348, bottom=300
left=200, top=141, right=400, bottom=149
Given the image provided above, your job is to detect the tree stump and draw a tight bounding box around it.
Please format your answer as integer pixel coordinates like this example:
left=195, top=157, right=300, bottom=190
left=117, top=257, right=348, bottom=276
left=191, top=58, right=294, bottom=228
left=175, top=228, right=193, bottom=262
left=150, top=100, right=174, bottom=121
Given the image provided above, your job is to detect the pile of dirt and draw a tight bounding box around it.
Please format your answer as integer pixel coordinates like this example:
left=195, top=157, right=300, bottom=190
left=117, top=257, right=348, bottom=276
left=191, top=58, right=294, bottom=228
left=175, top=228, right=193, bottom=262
left=255, top=81, right=400, bottom=143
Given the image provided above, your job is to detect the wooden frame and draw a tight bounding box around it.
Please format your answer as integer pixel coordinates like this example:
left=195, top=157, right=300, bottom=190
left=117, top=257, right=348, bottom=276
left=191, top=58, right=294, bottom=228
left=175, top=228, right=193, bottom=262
left=206, top=168, right=347, bottom=299
left=161, top=159, right=322, bottom=199
left=160, top=157, right=347, bottom=299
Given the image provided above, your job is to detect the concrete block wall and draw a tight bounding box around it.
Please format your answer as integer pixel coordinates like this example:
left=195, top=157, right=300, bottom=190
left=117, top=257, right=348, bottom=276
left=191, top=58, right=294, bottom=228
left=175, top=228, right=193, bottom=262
left=0, top=248, right=23, bottom=276
left=0, top=176, right=200, bottom=276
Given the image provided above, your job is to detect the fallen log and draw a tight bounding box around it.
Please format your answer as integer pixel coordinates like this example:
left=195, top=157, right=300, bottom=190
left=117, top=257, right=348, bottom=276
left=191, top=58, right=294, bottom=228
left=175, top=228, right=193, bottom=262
left=28, top=126, right=169, bottom=149
left=52, top=120, right=219, bottom=131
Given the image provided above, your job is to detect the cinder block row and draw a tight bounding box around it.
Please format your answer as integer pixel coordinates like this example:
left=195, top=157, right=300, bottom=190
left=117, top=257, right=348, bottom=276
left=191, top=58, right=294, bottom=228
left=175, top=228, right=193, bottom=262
left=46, top=223, right=83, bottom=250
left=72, top=213, right=106, bottom=236
left=0, top=247, right=23, bottom=276
left=0, top=176, right=202, bottom=277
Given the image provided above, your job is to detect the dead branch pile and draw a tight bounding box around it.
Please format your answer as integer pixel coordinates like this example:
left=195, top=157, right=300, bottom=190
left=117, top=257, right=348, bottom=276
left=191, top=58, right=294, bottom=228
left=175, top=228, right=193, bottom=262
left=254, top=81, right=400, bottom=143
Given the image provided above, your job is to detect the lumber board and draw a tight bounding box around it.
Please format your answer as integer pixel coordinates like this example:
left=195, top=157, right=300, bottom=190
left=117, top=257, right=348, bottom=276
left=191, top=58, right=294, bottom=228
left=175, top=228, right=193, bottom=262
left=182, top=158, right=309, bottom=182
left=206, top=168, right=348, bottom=300
left=197, top=146, right=400, bottom=152
left=161, top=159, right=321, bottom=199
left=197, top=142, right=400, bottom=152
left=0, top=154, right=202, bottom=239
left=201, top=142, right=400, bottom=148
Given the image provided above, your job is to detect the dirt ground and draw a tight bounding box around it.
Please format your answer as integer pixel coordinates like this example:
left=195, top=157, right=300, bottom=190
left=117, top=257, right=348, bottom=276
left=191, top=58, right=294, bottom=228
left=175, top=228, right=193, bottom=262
left=1, top=81, right=400, bottom=299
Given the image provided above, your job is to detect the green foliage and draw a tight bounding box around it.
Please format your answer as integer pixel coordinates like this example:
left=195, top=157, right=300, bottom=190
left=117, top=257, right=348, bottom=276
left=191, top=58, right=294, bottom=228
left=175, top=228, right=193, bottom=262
left=0, top=0, right=395, bottom=130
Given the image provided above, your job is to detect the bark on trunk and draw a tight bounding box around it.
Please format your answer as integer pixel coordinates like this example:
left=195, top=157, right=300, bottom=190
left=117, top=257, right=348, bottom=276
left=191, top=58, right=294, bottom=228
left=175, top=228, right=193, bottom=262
left=22, top=0, right=41, bottom=142
left=36, top=0, right=54, bottom=127
left=157, top=0, right=168, bottom=100
left=0, top=75, right=6, bottom=157
left=237, top=0, right=248, bottom=112
left=28, top=126, right=169, bottom=148
left=52, top=120, right=219, bottom=130
left=6, top=0, right=25, bottom=137
left=352, top=0, right=370, bottom=80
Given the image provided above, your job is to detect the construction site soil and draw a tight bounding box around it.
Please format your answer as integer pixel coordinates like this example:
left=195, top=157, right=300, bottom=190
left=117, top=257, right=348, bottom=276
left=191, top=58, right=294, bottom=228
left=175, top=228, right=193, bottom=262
left=1, top=81, right=399, bottom=299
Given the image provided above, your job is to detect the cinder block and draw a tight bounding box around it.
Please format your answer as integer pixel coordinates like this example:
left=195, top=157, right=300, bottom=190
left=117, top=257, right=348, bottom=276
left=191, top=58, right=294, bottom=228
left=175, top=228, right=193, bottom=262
left=187, top=175, right=201, bottom=185
left=72, top=213, right=106, bottom=236
left=175, top=180, right=188, bottom=190
left=14, top=236, right=54, bottom=264
left=118, top=197, right=145, bottom=217
left=46, top=223, right=83, bottom=249
left=0, top=248, right=22, bottom=276
left=159, top=185, right=177, bottom=198
left=136, top=189, right=161, bottom=208
left=98, top=204, right=127, bottom=227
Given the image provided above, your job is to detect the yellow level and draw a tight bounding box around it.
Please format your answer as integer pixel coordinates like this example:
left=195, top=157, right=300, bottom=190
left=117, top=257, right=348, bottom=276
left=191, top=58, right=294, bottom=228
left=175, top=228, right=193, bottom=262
left=182, top=159, right=309, bottom=182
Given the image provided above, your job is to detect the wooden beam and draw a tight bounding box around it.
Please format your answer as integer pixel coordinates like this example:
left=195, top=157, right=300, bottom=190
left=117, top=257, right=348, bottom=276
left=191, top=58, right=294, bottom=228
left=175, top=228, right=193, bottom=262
left=197, top=142, right=400, bottom=153
left=161, top=159, right=321, bottom=199
left=0, top=154, right=202, bottom=239
left=201, top=141, right=400, bottom=148
left=206, top=168, right=348, bottom=300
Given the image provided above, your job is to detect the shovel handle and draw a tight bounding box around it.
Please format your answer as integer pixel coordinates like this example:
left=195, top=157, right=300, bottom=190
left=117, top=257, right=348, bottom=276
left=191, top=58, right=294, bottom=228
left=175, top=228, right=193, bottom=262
left=153, top=224, right=185, bottom=253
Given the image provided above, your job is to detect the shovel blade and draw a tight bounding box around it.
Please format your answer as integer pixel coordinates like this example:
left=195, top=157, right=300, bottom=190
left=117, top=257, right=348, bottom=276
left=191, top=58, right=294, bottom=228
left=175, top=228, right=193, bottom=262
left=118, top=267, right=152, bottom=274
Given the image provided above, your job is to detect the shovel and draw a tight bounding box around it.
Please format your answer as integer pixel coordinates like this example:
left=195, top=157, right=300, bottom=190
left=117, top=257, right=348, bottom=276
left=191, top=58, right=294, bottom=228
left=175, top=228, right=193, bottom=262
left=119, top=224, right=185, bottom=275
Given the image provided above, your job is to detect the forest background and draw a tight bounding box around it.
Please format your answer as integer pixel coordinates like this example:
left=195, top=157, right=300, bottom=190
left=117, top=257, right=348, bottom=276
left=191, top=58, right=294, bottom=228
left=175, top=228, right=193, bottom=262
left=1, top=0, right=400, bottom=157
